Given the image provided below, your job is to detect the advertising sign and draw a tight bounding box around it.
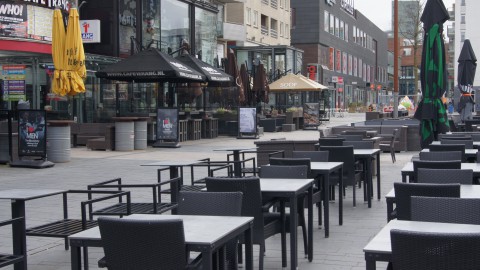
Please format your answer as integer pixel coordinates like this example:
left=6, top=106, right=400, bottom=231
left=18, top=109, right=46, bottom=157
left=239, top=107, right=256, bottom=134
left=157, top=108, right=178, bottom=141
left=336, top=49, right=341, bottom=73
left=80, top=20, right=101, bottom=43
left=303, top=103, right=320, bottom=126
left=342, top=52, right=347, bottom=74
left=2, top=65, right=26, bottom=101
left=0, top=3, right=28, bottom=38
left=307, top=64, right=319, bottom=82
left=329, top=47, right=334, bottom=70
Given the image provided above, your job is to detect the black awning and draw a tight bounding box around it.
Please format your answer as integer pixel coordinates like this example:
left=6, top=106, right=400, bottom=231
left=175, top=54, right=232, bottom=83
left=95, top=48, right=205, bottom=83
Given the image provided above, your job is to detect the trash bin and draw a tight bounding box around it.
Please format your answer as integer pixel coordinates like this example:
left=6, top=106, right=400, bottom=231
left=134, top=119, right=148, bottom=150
left=47, top=121, right=73, bottom=163
left=113, top=117, right=136, bottom=151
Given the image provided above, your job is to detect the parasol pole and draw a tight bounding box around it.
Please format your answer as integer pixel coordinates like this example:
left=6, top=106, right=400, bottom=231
left=393, top=0, right=399, bottom=118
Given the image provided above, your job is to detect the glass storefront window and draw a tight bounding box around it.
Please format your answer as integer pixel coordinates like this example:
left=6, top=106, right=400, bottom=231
left=142, top=0, right=161, bottom=49
left=161, top=0, right=189, bottom=53
left=195, top=7, right=217, bottom=65
left=119, top=0, right=137, bottom=57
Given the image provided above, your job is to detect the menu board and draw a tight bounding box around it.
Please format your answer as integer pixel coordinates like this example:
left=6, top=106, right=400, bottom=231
left=1, top=65, right=26, bottom=101
left=303, top=103, right=320, bottom=126
left=239, top=107, right=256, bottom=134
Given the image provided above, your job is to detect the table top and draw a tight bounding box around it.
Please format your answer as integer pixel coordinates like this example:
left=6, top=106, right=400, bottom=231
left=385, top=185, right=480, bottom=199
left=69, top=214, right=254, bottom=245
left=141, top=160, right=203, bottom=167
left=431, top=140, right=480, bottom=146
left=363, top=219, right=480, bottom=254
left=421, top=148, right=478, bottom=155
left=213, top=147, right=257, bottom=152
left=401, top=162, right=480, bottom=173
left=0, top=189, right=66, bottom=200
left=310, top=162, right=343, bottom=172
left=353, top=149, right=381, bottom=156
left=260, top=178, right=314, bottom=193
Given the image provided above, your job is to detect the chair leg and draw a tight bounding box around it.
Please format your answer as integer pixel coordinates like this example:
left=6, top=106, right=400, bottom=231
left=391, top=148, right=396, bottom=163
left=299, top=208, right=308, bottom=258
left=259, top=244, right=264, bottom=270
left=237, top=243, right=243, bottom=264
left=318, top=200, right=322, bottom=227
left=352, top=184, right=356, bottom=207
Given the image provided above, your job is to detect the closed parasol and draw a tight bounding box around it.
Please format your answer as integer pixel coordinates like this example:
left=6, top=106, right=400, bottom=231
left=457, top=39, right=477, bottom=121
left=63, top=8, right=86, bottom=96
left=51, top=9, right=66, bottom=96
left=413, top=0, right=450, bottom=149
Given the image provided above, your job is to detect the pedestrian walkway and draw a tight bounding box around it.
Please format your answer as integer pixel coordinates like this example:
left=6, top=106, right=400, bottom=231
left=0, top=113, right=414, bottom=270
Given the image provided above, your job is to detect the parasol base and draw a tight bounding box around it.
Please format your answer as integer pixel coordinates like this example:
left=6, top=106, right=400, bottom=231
left=9, top=158, right=55, bottom=169
left=152, top=140, right=181, bottom=148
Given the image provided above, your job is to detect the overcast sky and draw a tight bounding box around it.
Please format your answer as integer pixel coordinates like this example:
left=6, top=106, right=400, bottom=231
left=354, top=0, right=456, bottom=31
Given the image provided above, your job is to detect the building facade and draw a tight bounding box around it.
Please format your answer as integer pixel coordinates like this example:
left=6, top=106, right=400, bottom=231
left=290, top=0, right=389, bottom=110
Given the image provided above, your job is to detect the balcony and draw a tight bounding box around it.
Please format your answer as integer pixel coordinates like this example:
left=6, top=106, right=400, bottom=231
left=262, top=0, right=269, bottom=5
left=219, top=22, right=246, bottom=41
left=271, top=0, right=278, bottom=9
left=447, top=26, right=454, bottom=38
left=270, top=29, right=278, bottom=38
left=261, top=25, right=269, bottom=36
left=449, top=10, right=455, bottom=20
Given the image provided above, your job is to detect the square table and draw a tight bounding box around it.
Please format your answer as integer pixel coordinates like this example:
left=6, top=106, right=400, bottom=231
left=0, top=189, right=66, bottom=270
left=354, top=149, right=382, bottom=208
left=431, top=140, right=480, bottom=149
left=260, top=178, right=315, bottom=268
left=69, top=214, right=254, bottom=270
left=363, top=219, right=480, bottom=270
left=384, top=185, right=480, bottom=221
left=400, top=162, right=480, bottom=183
left=310, top=162, right=343, bottom=238
left=420, top=148, right=478, bottom=160
left=213, top=147, right=257, bottom=177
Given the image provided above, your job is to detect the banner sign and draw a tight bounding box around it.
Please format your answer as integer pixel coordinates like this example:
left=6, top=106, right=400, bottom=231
left=303, top=103, right=320, bottom=126
left=80, top=19, right=101, bottom=43
left=0, top=2, right=54, bottom=41
left=1, top=65, right=26, bottom=101
left=18, top=109, right=47, bottom=157
left=157, top=108, right=178, bottom=141
left=239, top=107, right=256, bottom=134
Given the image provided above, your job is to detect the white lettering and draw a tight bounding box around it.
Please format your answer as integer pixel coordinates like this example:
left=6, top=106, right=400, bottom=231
left=280, top=82, right=297, bottom=88
left=0, top=4, right=24, bottom=16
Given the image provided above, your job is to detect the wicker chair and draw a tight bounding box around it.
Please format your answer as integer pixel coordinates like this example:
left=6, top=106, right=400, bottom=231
left=177, top=191, right=243, bottom=269
left=429, top=144, right=466, bottom=162
left=411, top=196, right=480, bottom=224
left=440, top=139, right=474, bottom=149
left=392, top=182, right=460, bottom=221
left=416, top=168, right=473, bottom=185
left=292, top=150, right=329, bottom=162
left=205, top=177, right=286, bottom=270
left=390, top=229, right=480, bottom=270
left=259, top=165, right=309, bottom=257
left=98, top=218, right=201, bottom=269
left=412, top=160, right=462, bottom=183
left=419, top=151, right=463, bottom=161
left=319, top=145, right=363, bottom=206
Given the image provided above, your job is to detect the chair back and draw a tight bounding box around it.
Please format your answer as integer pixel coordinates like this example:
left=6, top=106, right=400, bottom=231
left=465, top=119, right=480, bottom=131
left=98, top=217, right=187, bottom=269
left=205, top=177, right=265, bottom=245
left=292, top=151, right=329, bottom=162
left=393, top=182, right=460, bottom=220
left=438, top=134, right=470, bottom=140
left=177, top=191, right=243, bottom=216
left=319, top=145, right=357, bottom=185
left=428, top=144, right=466, bottom=162
left=391, top=229, right=480, bottom=270
left=342, top=130, right=367, bottom=138
left=412, top=160, right=462, bottom=182
left=342, top=140, right=374, bottom=149
left=471, top=134, right=480, bottom=141
left=441, top=139, right=474, bottom=149
left=417, top=168, right=473, bottom=184
left=269, top=157, right=312, bottom=177
left=338, top=134, right=364, bottom=141
left=419, top=151, right=463, bottom=161
left=411, top=196, right=480, bottom=224
left=318, top=137, right=345, bottom=146
left=260, top=165, right=308, bottom=179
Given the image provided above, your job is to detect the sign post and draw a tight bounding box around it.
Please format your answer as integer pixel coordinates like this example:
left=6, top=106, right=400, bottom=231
left=237, top=107, right=258, bottom=139
left=153, top=107, right=180, bottom=148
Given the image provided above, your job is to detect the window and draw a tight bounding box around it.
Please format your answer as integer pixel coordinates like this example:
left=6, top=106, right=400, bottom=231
left=280, top=22, right=284, bottom=37
left=339, top=20, right=344, bottom=40
left=291, top=8, right=296, bottom=29
left=353, top=26, right=356, bottom=43
left=461, top=15, right=466, bottom=24
left=246, top=7, right=251, bottom=25
left=285, top=24, right=289, bottom=38
left=461, top=31, right=466, bottom=42
left=324, top=11, right=329, bottom=32
left=461, top=0, right=466, bottom=6
left=253, top=10, right=258, bottom=27
left=280, top=0, right=283, bottom=8
left=335, top=17, right=339, bottom=37
left=329, top=14, right=334, bottom=35
left=345, top=23, right=348, bottom=42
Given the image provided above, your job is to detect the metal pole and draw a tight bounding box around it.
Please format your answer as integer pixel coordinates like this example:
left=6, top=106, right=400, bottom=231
left=393, top=0, right=399, bottom=118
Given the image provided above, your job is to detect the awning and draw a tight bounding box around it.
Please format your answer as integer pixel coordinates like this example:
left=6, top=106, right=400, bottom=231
left=175, top=54, right=232, bottom=84
left=269, top=73, right=328, bottom=92
left=95, top=48, right=205, bottom=83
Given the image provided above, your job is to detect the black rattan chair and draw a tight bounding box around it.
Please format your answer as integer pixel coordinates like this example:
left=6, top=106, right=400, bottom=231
left=319, top=145, right=363, bottom=206
left=392, top=182, right=460, bottom=221
left=338, top=134, right=364, bottom=141
left=411, top=196, right=480, bottom=224
left=416, top=168, right=473, bottom=184
left=292, top=151, right=329, bottom=162
left=412, top=160, right=462, bottom=183
left=379, top=128, right=399, bottom=163
left=429, top=144, right=466, bottom=162
left=98, top=218, right=201, bottom=270
left=342, top=140, right=374, bottom=149
left=177, top=191, right=242, bottom=269
left=390, top=229, right=480, bottom=270
left=318, top=137, right=345, bottom=146
left=441, top=139, right=474, bottom=149
left=205, top=177, right=287, bottom=270
left=419, top=151, right=463, bottom=161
